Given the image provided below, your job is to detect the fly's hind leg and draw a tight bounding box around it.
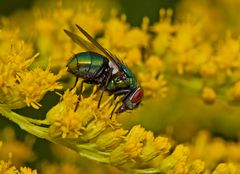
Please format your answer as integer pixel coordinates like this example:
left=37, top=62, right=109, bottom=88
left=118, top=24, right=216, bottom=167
left=74, top=80, right=86, bottom=112
left=70, top=77, right=79, bottom=91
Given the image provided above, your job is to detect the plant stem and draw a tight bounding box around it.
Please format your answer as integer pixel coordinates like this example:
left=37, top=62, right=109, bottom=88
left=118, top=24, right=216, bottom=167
left=0, top=106, right=110, bottom=164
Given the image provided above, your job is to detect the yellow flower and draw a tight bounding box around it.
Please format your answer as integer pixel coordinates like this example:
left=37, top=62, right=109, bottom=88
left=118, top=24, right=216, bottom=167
left=0, top=35, right=62, bottom=109
left=0, top=140, right=37, bottom=174
left=0, top=160, right=17, bottom=174
left=70, top=1, right=104, bottom=36
left=200, top=61, right=218, bottom=78
left=231, top=81, right=240, bottom=101
left=19, top=167, right=38, bottom=174
left=141, top=131, right=171, bottom=162
left=139, top=72, right=167, bottom=98
left=16, top=66, right=62, bottom=109
left=158, top=145, right=190, bottom=174
left=215, top=33, right=240, bottom=77
left=40, top=162, right=80, bottom=174
left=124, top=47, right=142, bottom=67
left=104, top=15, right=129, bottom=49
left=152, top=8, right=174, bottom=55
left=212, top=163, right=239, bottom=174
left=48, top=88, right=119, bottom=139
left=0, top=127, right=35, bottom=166
left=138, top=55, right=167, bottom=97
left=96, top=128, right=128, bottom=150
left=201, top=87, right=216, bottom=104
left=188, top=160, right=206, bottom=174
left=110, top=125, right=146, bottom=166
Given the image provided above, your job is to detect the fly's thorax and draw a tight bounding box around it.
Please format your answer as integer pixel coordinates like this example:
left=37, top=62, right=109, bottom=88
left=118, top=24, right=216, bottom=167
left=106, top=77, right=133, bottom=92
left=108, top=61, right=119, bottom=75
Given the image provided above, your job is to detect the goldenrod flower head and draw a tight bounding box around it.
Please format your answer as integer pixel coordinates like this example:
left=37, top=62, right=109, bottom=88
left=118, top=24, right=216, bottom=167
left=152, top=9, right=174, bottom=56
left=124, top=47, right=142, bottom=67
left=141, top=131, right=170, bottom=162
left=212, top=163, right=239, bottom=174
left=172, top=22, right=202, bottom=53
left=70, top=1, right=104, bottom=36
left=158, top=145, right=190, bottom=173
left=200, top=61, right=218, bottom=78
left=104, top=15, right=129, bottom=48
left=110, top=125, right=171, bottom=167
left=231, top=81, right=240, bottom=101
left=48, top=87, right=119, bottom=139
left=41, top=162, right=80, bottom=174
left=110, top=125, right=146, bottom=166
left=0, top=159, right=17, bottom=174
left=0, top=140, right=37, bottom=174
left=35, top=19, right=57, bottom=35
left=152, top=8, right=174, bottom=34
left=19, top=167, right=38, bottom=174
left=0, top=34, right=62, bottom=109
left=96, top=128, right=128, bottom=150
left=201, top=87, right=216, bottom=104
left=0, top=127, right=35, bottom=166
left=139, top=57, right=167, bottom=98
left=215, top=33, right=240, bottom=77
left=188, top=160, right=206, bottom=174
left=16, top=66, right=62, bottom=109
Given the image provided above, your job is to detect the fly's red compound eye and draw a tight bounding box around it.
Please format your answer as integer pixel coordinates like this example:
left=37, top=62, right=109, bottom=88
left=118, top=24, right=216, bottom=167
left=130, top=88, right=144, bottom=103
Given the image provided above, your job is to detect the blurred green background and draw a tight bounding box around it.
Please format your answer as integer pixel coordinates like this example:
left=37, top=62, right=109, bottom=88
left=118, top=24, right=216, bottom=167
left=0, top=0, right=177, bottom=25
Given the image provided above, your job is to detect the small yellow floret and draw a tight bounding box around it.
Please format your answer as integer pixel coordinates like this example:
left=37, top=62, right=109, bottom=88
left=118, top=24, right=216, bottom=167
left=202, top=87, right=216, bottom=104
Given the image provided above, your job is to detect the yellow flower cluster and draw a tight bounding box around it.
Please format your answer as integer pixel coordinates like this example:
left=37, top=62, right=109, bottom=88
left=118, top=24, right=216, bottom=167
left=0, top=29, right=62, bottom=109
left=0, top=141, right=37, bottom=174
left=44, top=88, right=171, bottom=168
left=2, top=86, right=240, bottom=173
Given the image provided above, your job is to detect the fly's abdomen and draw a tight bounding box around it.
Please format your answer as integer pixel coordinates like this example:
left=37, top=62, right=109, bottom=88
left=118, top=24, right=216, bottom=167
left=67, top=52, right=109, bottom=80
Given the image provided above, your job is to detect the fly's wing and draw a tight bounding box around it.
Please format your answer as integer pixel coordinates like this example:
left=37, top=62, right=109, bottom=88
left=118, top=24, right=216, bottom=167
left=64, top=24, right=123, bottom=73
left=64, top=29, right=103, bottom=55
left=75, top=25, right=114, bottom=60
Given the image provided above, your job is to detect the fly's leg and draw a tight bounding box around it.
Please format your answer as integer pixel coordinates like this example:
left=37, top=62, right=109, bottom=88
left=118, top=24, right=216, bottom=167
left=98, top=68, right=113, bottom=108
left=110, top=89, right=130, bottom=119
left=74, top=80, right=86, bottom=112
left=70, top=77, right=79, bottom=91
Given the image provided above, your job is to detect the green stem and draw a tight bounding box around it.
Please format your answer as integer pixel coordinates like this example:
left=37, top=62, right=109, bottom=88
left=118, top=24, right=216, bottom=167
left=0, top=107, right=49, bottom=139
left=134, top=168, right=161, bottom=174
left=0, top=106, right=110, bottom=164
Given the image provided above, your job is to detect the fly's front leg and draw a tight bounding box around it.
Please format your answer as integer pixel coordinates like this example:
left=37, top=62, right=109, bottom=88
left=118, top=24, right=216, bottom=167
left=110, top=89, right=130, bottom=119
